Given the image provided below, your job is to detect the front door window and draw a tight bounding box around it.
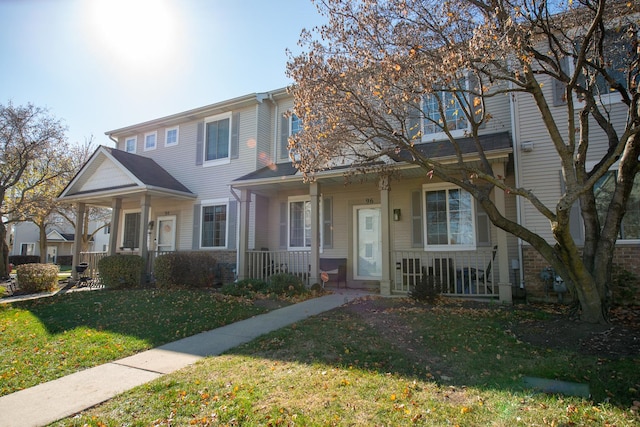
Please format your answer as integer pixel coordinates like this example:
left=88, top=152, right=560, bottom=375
left=354, top=205, right=382, bottom=279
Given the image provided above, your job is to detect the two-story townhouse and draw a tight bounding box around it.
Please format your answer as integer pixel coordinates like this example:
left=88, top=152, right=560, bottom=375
left=231, top=85, right=518, bottom=302
left=59, top=89, right=293, bottom=282
left=60, top=84, right=519, bottom=302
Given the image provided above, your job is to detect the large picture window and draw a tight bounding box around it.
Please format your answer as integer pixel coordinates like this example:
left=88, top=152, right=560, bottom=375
left=205, top=113, right=231, bottom=163
left=424, top=186, right=475, bottom=249
left=201, top=202, right=227, bottom=248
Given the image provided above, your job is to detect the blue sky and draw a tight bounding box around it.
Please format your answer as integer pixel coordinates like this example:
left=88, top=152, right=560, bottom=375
left=0, top=0, right=324, bottom=147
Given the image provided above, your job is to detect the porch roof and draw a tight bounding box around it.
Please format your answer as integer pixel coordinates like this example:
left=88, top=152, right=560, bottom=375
left=232, top=131, right=513, bottom=190
left=58, top=146, right=196, bottom=207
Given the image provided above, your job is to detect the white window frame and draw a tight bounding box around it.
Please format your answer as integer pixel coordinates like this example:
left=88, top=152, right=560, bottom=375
left=20, top=242, right=35, bottom=256
left=290, top=114, right=302, bottom=136
left=120, top=209, right=141, bottom=250
left=125, top=137, right=137, bottom=153
left=286, top=195, right=324, bottom=251
left=288, top=195, right=311, bottom=251
left=423, top=184, right=476, bottom=251
left=587, top=161, right=640, bottom=244
left=421, top=79, right=470, bottom=142
left=165, top=126, right=179, bottom=147
left=203, top=112, right=232, bottom=167
left=200, top=198, right=228, bottom=249
left=144, top=131, right=157, bottom=151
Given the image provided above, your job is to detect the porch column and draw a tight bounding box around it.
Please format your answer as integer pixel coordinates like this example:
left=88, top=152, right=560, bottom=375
left=309, top=181, right=320, bottom=286
left=72, top=202, right=85, bottom=280
left=379, top=175, right=391, bottom=296
left=236, top=188, right=251, bottom=281
left=108, top=198, right=122, bottom=256
left=139, top=194, right=151, bottom=283
left=493, top=162, right=513, bottom=303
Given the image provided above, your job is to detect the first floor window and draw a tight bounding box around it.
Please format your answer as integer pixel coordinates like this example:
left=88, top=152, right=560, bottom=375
left=20, top=243, right=35, bottom=256
left=289, top=198, right=311, bottom=248
left=202, top=204, right=227, bottom=247
left=595, top=171, right=640, bottom=240
left=424, top=187, right=475, bottom=249
left=123, top=212, right=140, bottom=249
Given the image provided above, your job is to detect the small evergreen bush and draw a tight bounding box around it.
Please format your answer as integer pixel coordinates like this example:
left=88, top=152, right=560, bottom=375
left=409, top=274, right=442, bottom=302
left=0, top=285, right=7, bottom=298
left=267, top=273, right=308, bottom=297
left=15, top=263, right=59, bottom=293
left=221, top=279, right=268, bottom=297
left=98, top=255, right=144, bottom=289
left=154, top=252, right=217, bottom=288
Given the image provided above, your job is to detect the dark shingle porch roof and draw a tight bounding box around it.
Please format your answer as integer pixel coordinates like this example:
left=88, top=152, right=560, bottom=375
left=234, top=132, right=512, bottom=184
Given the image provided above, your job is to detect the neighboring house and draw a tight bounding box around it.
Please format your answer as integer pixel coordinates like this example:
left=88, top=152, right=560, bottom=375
left=9, top=218, right=108, bottom=264
left=58, top=87, right=520, bottom=302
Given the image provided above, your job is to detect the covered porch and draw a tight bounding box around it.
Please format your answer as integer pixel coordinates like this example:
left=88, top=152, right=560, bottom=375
left=58, top=146, right=196, bottom=280
left=231, top=155, right=515, bottom=302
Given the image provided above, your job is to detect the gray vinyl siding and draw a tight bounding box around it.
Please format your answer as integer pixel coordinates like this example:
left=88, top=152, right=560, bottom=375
left=514, top=64, right=629, bottom=244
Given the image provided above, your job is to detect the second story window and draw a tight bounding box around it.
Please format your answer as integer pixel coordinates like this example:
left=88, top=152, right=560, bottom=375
left=279, top=113, right=302, bottom=161
left=144, top=132, right=157, bottom=151
left=165, top=126, right=179, bottom=146
left=205, top=113, right=231, bottom=164
left=422, top=89, right=469, bottom=140
left=125, top=137, right=137, bottom=153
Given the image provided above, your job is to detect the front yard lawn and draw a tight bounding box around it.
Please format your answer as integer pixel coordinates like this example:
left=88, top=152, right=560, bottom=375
left=56, top=297, right=640, bottom=426
left=0, top=289, right=269, bottom=396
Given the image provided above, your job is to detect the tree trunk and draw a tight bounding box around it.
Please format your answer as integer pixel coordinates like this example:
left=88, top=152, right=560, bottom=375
left=0, top=223, right=8, bottom=277
left=39, top=224, right=48, bottom=264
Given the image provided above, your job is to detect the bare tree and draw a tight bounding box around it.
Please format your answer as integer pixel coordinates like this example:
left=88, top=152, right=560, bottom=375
left=0, top=102, right=69, bottom=276
left=287, top=0, right=639, bottom=323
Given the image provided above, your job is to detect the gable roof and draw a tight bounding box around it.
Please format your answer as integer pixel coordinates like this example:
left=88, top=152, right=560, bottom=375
left=58, top=146, right=195, bottom=206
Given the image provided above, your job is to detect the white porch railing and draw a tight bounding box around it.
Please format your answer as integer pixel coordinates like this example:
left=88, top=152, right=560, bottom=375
left=392, top=246, right=498, bottom=297
left=246, top=250, right=310, bottom=283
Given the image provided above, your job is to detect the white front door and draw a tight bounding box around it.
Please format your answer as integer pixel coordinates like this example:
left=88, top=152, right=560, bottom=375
left=353, top=205, right=382, bottom=280
left=156, top=216, right=176, bottom=252
left=46, top=246, right=57, bottom=264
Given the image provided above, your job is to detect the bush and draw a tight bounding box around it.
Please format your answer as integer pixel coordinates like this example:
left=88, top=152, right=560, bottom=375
left=221, top=279, right=268, bottom=297
left=98, top=255, right=144, bottom=289
left=56, top=255, right=73, bottom=266
left=409, top=275, right=442, bottom=302
left=15, top=263, right=59, bottom=293
left=612, top=268, right=639, bottom=306
left=154, top=252, right=217, bottom=288
left=9, top=255, right=40, bottom=266
left=0, top=285, right=6, bottom=298
left=267, top=273, right=308, bottom=297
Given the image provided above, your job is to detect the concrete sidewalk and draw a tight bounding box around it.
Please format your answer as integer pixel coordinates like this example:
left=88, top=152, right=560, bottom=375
left=0, top=289, right=369, bottom=427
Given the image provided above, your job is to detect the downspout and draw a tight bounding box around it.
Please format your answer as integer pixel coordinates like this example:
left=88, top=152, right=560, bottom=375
left=107, top=133, right=118, bottom=147
left=509, top=86, right=525, bottom=290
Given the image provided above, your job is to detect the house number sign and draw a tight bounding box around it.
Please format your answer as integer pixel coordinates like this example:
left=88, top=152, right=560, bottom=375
left=365, top=198, right=374, bottom=204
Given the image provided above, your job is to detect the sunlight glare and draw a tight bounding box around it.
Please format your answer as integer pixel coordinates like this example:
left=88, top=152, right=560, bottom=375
left=84, top=0, right=178, bottom=71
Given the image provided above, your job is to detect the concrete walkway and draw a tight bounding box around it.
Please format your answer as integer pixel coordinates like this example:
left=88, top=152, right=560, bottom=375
left=0, top=289, right=369, bottom=427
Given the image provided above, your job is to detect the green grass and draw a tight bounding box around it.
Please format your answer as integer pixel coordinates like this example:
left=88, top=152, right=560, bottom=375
left=52, top=297, right=640, bottom=426
left=0, top=289, right=268, bottom=396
